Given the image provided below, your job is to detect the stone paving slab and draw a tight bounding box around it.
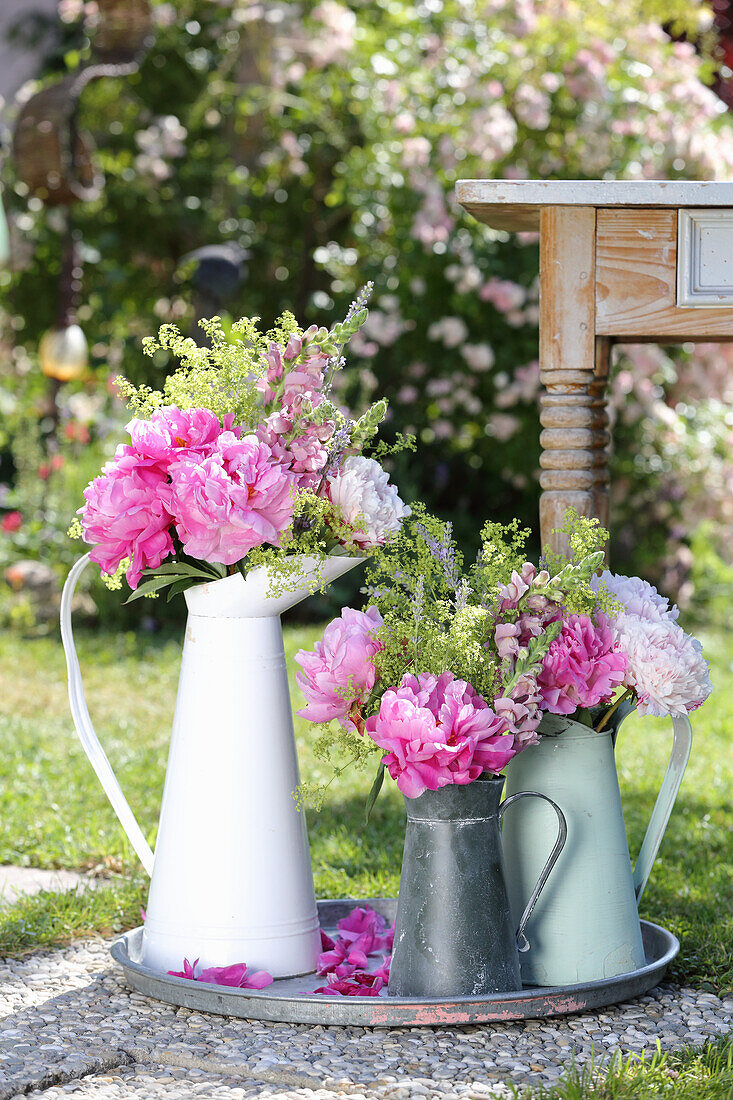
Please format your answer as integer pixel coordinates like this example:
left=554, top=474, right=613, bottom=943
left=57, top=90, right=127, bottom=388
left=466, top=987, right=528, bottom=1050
left=23, top=1063, right=515, bottom=1100
left=0, top=938, right=730, bottom=1100
left=0, top=866, right=94, bottom=905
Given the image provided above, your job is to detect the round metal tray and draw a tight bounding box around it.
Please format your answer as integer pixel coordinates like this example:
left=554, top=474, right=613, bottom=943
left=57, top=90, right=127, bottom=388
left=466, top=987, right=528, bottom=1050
left=111, top=898, right=679, bottom=1027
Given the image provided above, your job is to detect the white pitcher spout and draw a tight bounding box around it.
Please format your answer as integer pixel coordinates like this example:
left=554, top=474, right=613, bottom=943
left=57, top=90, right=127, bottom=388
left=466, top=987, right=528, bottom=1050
left=184, top=552, right=366, bottom=618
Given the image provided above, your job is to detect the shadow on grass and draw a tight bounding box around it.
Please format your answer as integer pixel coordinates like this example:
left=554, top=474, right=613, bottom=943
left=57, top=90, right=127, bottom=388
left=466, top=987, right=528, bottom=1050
left=622, top=787, right=733, bottom=992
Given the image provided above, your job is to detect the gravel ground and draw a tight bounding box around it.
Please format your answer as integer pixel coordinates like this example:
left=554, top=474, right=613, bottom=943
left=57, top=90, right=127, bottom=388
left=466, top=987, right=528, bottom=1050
left=0, top=939, right=730, bottom=1100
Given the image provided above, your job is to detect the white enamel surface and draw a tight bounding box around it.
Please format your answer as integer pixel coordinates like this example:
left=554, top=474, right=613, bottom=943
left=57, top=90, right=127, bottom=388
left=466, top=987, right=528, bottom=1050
left=677, top=209, right=733, bottom=305
left=61, top=552, right=365, bottom=977
left=184, top=553, right=365, bottom=619
left=60, top=555, right=155, bottom=874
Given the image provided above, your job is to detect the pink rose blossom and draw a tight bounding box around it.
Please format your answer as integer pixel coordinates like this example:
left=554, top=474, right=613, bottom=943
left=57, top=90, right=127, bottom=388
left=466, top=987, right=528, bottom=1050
left=538, top=613, right=627, bottom=716
left=295, top=606, right=384, bottom=730
left=365, top=672, right=522, bottom=798
left=165, top=433, right=293, bottom=564
left=80, top=447, right=174, bottom=588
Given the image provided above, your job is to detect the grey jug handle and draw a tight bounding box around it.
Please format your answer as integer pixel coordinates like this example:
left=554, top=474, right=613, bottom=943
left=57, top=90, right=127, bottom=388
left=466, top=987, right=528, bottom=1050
left=499, top=791, right=567, bottom=953
left=614, top=713, right=693, bottom=903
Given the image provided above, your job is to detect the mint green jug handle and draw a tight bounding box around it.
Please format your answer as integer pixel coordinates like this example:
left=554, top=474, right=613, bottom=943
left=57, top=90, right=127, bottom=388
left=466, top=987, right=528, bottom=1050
left=499, top=791, right=567, bottom=952
left=617, top=713, right=693, bottom=904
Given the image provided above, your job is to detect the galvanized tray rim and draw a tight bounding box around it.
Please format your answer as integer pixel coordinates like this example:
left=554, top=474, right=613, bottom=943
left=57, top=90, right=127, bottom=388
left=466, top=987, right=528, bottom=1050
left=111, top=898, right=679, bottom=1025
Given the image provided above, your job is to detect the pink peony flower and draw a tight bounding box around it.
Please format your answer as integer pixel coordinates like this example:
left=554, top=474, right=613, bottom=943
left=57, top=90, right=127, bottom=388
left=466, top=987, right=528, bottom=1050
left=592, top=571, right=680, bottom=624
left=80, top=447, right=174, bottom=588
left=365, top=672, right=521, bottom=798
left=165, top=433, right=293, bottom=564
left=538, top=613, right=627, bottom=716
left=613, top=615, right=712, bottom=717
left=327, top=456, right=410, bottom=549
left=127, top=406, right=236, bottom=464
left=295, top=606, right=384, bottom=730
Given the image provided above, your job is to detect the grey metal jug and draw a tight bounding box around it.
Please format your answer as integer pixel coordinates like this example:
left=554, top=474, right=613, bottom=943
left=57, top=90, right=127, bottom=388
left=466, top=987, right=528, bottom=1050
left=389, top=775, right=567, bottom=997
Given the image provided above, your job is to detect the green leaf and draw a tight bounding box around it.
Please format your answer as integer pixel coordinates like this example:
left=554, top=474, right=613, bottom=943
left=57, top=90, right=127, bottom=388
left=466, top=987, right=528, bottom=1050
left=166, top=578, right=196, bottom=602
left=141, top=561, right=220, bottom=580
left=124, top=576, right=180, bottom=603
left=364, top=762, right=386, bottom=825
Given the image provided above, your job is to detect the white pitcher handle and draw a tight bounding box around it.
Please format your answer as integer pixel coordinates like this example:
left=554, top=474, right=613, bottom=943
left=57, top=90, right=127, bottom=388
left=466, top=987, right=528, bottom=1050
left=631, top=714, right=692, bottom=903
left=60, top=554, right=155, bottom=875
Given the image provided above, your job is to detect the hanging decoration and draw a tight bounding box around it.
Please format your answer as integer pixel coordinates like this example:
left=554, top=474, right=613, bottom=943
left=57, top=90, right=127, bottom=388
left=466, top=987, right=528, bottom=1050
left=11, top=0, right=153, bottom=387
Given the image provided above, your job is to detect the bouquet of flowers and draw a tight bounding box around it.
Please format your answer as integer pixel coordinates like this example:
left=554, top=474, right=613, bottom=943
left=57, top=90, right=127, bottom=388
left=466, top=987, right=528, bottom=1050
left=70, top=287, right=411, bottom=599
left=295, top=508, right=712, bottom=807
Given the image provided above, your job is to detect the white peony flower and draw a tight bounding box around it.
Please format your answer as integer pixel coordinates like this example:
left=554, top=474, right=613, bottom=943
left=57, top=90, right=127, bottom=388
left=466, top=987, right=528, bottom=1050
left=327, top=456, right=410, bottom=550
left=616, top=615, right=712, bottom=718
left=592, top=571, right=679, bottom=624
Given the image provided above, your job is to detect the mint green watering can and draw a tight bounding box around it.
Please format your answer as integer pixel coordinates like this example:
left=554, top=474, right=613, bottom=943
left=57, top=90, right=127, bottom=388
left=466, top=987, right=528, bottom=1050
left=502, top=707, right=692, bottom=986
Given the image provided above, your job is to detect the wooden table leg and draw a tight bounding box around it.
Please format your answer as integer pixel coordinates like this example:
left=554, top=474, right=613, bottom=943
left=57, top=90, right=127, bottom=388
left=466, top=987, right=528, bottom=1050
left=591, top=336, right=612, bottom=534
left=538, top=206, right=600, bottom=557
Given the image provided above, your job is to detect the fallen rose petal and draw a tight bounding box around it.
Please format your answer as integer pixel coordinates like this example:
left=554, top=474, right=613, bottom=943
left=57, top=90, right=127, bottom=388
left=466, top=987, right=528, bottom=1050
left=168, top=957, right=198, bottom=980
left=197, top=963, right=274, bottom=989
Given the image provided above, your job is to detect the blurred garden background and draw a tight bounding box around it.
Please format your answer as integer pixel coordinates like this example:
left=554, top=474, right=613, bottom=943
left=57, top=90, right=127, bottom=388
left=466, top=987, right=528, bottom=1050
left=0, top=0, right=732, bottom=1024
left=3, top=0, right=733, bottom=631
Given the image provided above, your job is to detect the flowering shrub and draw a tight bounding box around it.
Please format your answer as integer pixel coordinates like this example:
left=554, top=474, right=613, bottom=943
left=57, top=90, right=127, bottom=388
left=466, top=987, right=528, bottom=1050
left=73, top=294, right=411, bottom=598
left=4, top=0, right=733, bottom=608
left=296, top=508, right=712, bottom=807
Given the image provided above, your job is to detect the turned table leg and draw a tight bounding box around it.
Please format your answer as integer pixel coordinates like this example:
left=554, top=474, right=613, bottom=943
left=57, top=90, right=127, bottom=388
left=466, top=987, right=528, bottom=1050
left=538, top=206, right=602, bottom=557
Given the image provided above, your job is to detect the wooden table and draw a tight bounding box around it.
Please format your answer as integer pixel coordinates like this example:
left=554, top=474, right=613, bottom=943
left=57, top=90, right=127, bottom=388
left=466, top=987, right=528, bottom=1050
left=455, top=180, right=733, bottom=554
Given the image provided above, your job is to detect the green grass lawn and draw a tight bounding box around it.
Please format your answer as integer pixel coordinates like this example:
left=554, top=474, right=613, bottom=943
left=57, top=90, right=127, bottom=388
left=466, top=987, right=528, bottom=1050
left=0, top=621, right=731, bottom=993
left=0, top=619, right=731, bottom=1098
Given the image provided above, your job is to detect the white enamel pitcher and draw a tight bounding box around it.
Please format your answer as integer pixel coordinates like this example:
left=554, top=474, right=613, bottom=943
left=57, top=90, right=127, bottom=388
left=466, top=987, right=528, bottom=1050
left=502, top=707, right=692, bottom=986
left=61, top=552, right=364, bottom=977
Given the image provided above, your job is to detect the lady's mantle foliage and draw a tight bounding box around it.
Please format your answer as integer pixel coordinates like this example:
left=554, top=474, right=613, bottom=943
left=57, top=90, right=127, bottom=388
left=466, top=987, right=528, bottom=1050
left=75, top=291, right=412, bottom=597
left=295, top=508, right=565, bottom=803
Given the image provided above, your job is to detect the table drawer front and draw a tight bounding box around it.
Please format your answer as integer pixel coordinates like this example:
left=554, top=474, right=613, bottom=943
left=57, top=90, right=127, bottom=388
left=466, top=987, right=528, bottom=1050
left=677, top=209, right=733, bottom=306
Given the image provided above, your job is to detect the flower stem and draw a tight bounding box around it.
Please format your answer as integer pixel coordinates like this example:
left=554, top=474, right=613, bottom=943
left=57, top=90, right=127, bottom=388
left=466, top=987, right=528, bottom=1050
left=595, top=687, right=634, bottom=733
